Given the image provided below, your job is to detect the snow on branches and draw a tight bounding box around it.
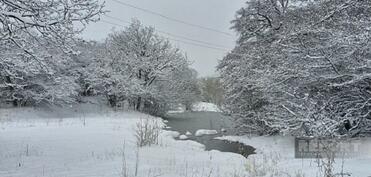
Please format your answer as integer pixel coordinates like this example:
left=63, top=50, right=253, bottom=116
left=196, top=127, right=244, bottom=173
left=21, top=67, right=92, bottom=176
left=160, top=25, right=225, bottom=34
left=0, top=0, right=105, bottom=53
left=91, top=20, right=198, bottom=115
left=219, top=0, right=371, bottom=137
left=0, top=0, right=105, bottom=106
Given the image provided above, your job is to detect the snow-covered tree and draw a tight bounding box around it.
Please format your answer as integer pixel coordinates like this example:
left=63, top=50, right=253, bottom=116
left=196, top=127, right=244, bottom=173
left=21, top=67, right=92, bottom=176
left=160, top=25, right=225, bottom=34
left=69, top=40, right=106, bottom=98
left=0, top=37, right=80, bottom=106
left=199, top=77, right=224, bottom=106
left=219, top=0, right=371, bottom=136
left=99, top=20, right=194, bottom=115
left=0, top=0, right=105, bottom=106
left=167, top=67, right=201, bottom=111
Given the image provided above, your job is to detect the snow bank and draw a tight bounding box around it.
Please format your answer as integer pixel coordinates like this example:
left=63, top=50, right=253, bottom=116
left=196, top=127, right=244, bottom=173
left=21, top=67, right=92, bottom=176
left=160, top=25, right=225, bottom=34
left=185, top=131, right=192, bottom=136
left=167, top=102, right=221, bottom=113
left=167, top=108, right=185, bottom=114
left=216, top=136, right=371, bottom=177
left=179, top=135, right=188, bottom=140
left=192, top=102, right=221, bottom=112
left=195, top=129, right=218, bottom=136
left=167, top=104, right=185, bottom=114
left=162, top=130, right=180, bottom=138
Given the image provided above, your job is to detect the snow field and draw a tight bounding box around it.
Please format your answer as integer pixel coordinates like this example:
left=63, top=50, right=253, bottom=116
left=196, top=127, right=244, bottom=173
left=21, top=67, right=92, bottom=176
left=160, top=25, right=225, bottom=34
left=0, top=108, right=248, bottom=177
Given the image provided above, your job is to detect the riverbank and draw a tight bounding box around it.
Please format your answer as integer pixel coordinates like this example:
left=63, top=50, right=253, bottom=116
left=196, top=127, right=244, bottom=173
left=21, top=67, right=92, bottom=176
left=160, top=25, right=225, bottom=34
left=164, top=111, right=371, bottom=176
left=217, top=135, right=371, bottom=177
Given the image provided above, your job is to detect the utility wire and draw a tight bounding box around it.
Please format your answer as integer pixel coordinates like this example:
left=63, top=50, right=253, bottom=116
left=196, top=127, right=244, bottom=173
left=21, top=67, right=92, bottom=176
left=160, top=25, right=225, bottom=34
left=100, top=19, right=232, bottom=52
left=103, top=14, right=233, bottom=49
left=100, top=20, right=256, bottom=58
left=111, top=0, right=233, bottom=37
left=103, top=14, right=131, bottom=24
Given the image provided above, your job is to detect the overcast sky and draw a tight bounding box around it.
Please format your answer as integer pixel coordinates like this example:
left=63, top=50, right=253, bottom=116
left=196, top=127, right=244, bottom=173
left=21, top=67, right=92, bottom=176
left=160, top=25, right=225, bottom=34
left=81, top=0, right=247, bottom=77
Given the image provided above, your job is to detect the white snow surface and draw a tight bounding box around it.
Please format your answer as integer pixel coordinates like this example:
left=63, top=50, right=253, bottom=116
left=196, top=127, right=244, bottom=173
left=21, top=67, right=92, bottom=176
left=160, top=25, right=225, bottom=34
left=185, top=131, right=192, bottom=136
left=179, top=135, right=188, bottom=140
left=191, top=102, right=221, bottom=112
left=0, top=106, right=247, bottom=177
left=167, top=102, right=221, bottom=113
left=195, top=129, right=218, bottom=136
left=216, top=136, right=371, bottom=177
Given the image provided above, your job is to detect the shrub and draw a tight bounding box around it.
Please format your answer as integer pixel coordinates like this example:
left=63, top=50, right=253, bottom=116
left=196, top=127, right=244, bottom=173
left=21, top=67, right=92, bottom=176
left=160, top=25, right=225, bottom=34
left=134, top=118, right=160, bottom=147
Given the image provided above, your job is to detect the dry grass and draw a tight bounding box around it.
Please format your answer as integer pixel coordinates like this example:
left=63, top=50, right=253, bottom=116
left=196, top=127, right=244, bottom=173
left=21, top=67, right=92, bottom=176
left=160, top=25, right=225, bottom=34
left=134, top=118, right=161, bottom=147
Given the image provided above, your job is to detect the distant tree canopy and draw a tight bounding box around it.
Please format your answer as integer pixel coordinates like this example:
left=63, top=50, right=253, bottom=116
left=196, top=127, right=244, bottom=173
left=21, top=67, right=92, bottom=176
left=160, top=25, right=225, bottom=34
left=170, top=67, right=201, bottom=111
left=218, top=0, right=371, bottom=137
left=199, top=77, right=224, bottom=107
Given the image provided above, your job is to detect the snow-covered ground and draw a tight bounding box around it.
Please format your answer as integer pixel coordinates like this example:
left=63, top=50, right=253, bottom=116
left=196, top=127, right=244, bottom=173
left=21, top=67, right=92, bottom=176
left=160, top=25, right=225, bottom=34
left=192, top=102, right=221, bottom=112
left=168, top=102, right=221, bottom=114
left=0, top=106, right=247, bottom=177
left=2, top=105, right=371, bottom=177
left=195, top=129, right=218, bottom=137
left=216, top=136, right=371, bottom=177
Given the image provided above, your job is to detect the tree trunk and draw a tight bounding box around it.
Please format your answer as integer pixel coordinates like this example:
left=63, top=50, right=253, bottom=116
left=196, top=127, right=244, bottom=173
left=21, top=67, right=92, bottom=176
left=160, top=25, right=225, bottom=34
left=136, top=97, right=141, bottom=110
left=185, top=103, right=192, bottom=111
left=5, top=76, right=18, bottom=106
left=108, top=95, right=117, bottom=107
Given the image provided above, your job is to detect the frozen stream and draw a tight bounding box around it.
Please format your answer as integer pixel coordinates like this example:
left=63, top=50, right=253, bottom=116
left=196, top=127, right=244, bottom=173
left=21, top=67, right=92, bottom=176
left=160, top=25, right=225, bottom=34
left=163, top=112, right=256, bottom=157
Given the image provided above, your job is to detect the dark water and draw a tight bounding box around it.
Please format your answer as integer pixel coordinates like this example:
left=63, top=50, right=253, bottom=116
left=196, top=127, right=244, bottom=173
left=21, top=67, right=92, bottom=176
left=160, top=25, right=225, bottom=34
left=163, top=112, right=255, bottom=158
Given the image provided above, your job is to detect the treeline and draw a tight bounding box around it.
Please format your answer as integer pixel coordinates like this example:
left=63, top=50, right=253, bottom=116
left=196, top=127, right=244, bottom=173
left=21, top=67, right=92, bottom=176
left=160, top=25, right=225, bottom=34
left=199, top=77, right=224, bottom=107
left=218, top=0, right=371, bottom=137
left=0, top=1, right=200, bottom=116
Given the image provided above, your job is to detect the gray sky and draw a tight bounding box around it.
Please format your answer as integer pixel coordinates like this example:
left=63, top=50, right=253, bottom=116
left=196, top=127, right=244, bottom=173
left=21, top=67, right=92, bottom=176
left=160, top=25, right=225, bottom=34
left=81, top=0, right=246, bottom=77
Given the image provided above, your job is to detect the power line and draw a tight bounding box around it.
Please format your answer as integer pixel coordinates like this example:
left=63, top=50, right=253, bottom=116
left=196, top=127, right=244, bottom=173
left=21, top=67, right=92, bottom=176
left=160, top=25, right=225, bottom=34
left=166, top=37, right=230, bottom=51
left=100, top=19, right=232, bottom=52
left=103, top=14, right=131, bottom=24
left=157, top=30, right=232, bottom=49
left=111, top=0, right=233, bottom=37
left=99, top=20, right=256, bottom=58
left=103, top=14, right=233, bottom=49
